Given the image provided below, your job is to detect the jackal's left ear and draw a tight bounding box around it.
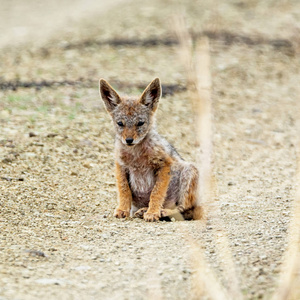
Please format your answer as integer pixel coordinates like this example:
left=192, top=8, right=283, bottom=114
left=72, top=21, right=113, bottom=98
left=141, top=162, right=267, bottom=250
left=99, top=79, right=121, bottom=113
left=139, top=78, right=161, bottom=111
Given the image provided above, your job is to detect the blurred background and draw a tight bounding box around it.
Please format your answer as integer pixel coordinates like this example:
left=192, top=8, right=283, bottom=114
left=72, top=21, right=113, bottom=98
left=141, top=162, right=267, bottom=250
left=0, top=0, right=300, bottom=299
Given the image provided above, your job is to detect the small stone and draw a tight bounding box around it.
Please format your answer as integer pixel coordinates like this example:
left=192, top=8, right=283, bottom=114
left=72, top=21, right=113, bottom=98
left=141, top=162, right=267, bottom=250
left=22, top=152, right=37, bottom=159
left=48, top=248, right=57, bottom=252
left=2, top=157, right=13, bottom=163
left=74, top=265, right=91, bottom=271
left=29, top=132, right=37, bottom=137
left=47, top=133, right=58, bottom=138
left=25, top=250, right=46, bottom=257
left=79, top=139, right=93, bottom=147
left=257, top=291, right=264, bottom=299
left=228, top=181, right=236, bottom=186
left=35, top=278, right=66, bottom=285
left=0, top=110, right=10, bottom=119
left=257, top=275, right=265, bottom=284
left=46, top=203, right=56, bottom=210
left=83, top=162, right=92, bottom=169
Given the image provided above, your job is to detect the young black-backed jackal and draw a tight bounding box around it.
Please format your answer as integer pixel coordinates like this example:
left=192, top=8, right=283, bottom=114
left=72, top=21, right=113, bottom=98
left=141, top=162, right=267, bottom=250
left=99, top=78, right=202, bottom=222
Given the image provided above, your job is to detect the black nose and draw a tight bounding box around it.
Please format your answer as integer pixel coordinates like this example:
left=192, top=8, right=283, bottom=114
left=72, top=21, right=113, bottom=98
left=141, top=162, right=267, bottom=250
left=126, top=138, right=134, bottom=145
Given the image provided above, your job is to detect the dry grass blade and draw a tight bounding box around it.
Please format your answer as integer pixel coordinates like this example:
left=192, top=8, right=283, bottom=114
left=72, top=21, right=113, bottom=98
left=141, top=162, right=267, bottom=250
left=194, top=37, right=212, bottom=208
left=174, top=14, right=243, bottom=300
left=173, top=14, right=194, bottom=88
left=190, top=241, right=230, bottom=300
left=173, top=14, right=212, bottom=208
left=146, top=267, right=163, bottom=300
left=272, top=144, right=300, bottom=300
left=194, top=37, right=243, bottom=300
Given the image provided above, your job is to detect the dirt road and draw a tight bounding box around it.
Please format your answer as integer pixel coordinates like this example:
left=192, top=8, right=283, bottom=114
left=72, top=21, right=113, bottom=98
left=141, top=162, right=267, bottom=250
left=0, top=0, right=300, bottom=299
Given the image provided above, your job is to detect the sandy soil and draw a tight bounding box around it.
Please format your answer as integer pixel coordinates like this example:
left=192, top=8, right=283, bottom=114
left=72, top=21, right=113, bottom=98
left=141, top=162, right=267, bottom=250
left=0, top=0, right=300, bottom=299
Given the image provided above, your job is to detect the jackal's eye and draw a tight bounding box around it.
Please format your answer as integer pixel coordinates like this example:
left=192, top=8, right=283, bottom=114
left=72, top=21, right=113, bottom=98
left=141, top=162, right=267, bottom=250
left=137, top=121, right=145, bottom=127
left=117, top=121, right=124, bottom=127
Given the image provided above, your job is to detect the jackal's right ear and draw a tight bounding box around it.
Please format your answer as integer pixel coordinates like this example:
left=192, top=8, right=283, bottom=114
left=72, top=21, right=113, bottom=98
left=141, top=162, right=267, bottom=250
left=99, top=79, right=121, bottom=113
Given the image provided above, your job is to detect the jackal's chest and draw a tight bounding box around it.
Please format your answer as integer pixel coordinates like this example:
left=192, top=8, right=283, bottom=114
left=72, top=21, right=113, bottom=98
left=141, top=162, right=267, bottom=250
left=128, top=167, right=155, bottom=194
left=118, top=147, right=156, bottom=193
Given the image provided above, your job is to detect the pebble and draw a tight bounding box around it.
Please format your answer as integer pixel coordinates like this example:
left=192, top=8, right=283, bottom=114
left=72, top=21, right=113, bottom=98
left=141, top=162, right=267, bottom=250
left=35, top=278, right=67, bottom=285
left=74, top=265, right=91, bottom=271
left=21, top=152, right=37, bottom=159
left=257, top=275, right=265, bottom=284
left=29, top=132, right=37, bottom=137
left=83, top=162, right=92, bottom=169
left=0, top=110, right=10, bottom=119
left=2, top=158, right=13, bottom=164
left=25, top=250, right=46, bottom=257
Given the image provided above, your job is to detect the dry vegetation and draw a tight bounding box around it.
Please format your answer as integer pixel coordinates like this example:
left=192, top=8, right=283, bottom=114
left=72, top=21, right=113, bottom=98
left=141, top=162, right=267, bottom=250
left=0, top=0, right=300, bottom=299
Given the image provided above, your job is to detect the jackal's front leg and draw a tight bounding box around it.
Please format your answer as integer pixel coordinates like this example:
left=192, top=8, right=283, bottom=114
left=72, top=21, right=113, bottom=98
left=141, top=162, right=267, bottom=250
left=114, top=162, right=132, bottom=218
left=144, top=164, right=171, bottom=222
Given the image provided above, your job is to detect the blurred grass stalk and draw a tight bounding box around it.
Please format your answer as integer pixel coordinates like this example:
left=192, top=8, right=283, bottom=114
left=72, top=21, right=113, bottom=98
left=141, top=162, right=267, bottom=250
left=174, top=14, right=242, bottom=300
left=272, top=143, right=300, bottom=300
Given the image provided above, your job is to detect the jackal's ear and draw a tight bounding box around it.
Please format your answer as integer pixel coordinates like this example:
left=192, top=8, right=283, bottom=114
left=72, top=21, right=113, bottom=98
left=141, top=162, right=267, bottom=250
left=99, top=79, right=121, bottom=113
left=139, top=78, right=161, bottom=111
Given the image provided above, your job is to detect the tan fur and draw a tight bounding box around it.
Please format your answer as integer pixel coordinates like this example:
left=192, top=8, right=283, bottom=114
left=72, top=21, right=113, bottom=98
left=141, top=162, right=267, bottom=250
left=114, top=162, right=132, bottom=218
left=144, top=160, right=171, bottom=221
left=99, top=78, right=202, bottom=222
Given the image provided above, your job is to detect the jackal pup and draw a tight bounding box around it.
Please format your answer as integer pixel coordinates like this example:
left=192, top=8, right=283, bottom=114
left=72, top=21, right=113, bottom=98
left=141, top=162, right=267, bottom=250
left=99, top=78, right=202, bottom=222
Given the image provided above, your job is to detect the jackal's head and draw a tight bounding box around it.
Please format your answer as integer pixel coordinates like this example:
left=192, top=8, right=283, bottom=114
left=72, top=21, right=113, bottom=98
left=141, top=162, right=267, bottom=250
left=99, top=78, right=161, bottom=147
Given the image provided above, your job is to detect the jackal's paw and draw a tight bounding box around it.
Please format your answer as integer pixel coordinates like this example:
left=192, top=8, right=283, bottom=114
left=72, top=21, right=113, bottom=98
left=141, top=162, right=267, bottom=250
left=160, top=209, right=174, bottom=217
left=134, top=207, right=148, bottom=219
left=144, top=212, right=160, bottom=222
left=114, top=208, right=130, bottom=219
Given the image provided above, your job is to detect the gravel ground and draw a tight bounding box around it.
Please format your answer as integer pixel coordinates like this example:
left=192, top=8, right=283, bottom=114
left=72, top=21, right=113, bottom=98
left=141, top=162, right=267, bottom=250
left=0, top=0, right=300, bottom=299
